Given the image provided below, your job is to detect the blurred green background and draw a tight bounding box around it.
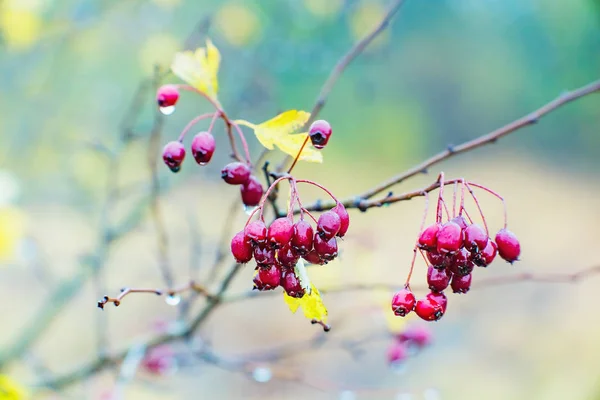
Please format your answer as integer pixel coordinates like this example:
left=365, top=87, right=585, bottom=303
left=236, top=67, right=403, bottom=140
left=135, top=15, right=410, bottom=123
left=0, top=0, right=599, bottom=399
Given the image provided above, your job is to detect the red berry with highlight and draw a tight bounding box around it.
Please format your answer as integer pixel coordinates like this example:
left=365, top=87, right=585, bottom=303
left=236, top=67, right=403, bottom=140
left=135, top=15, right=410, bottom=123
left=426, top=251, right=449, bottom=269
left=427, top=266, right=451, bottom=292
left=436, top=221, right=463, bottom=254
left=162, top=141, right=186, bottom=173
left=253, top=245, right=276, bottom=267
left=317, top=211, right=341, bottom=240
left=156, top=84, right=179, bottom=108
left=418, top=223, right=441, bottom=251
left=267, top=217, right=294, bottom=248
left=291, top=220, right=314, bottom=255
left=277, top=244, right=300, bottom=268
left=464, top=224, right=488, bottom=252
left=427, top=291, right=448, bottom=313
left=331, top=202, right=350, bottom=237
left=314, top=234, right=338, bottom=261
left=308, top=120, right=332, bottom=149
left=391, top=288, right=416, bottom=317
left=253, top=264, right=280, bottom=290
left=451, top=273, right=472, bottom=294
left=231, top=230, right=253, bottom=263
left=473, top=239, right=497, bottom=267
left=191, top=131, right=216, bottom=165
left=244, top=220, right=267, bottom=245
left=221, top=162, right=251, bottom=185
left=452, top=215, right=469, bottom=230
left=449, top=248, right=474, bottom=276
left=281, top=270, right=305, bottom=298
left=415, top=293, right=446, bottom=321
left=495, top=228, right=521, bottom=263
left=240, top=175, right=264, bottom=207
left=302, top=250, right=325, bottom=265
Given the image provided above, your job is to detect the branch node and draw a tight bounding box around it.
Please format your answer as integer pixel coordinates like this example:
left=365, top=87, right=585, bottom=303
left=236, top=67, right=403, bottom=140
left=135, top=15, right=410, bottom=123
left=446, top=144, right=456, bottom=154
left=314, top=199, right=323, bottom=212
left=354, top=197, right=368, bottom=212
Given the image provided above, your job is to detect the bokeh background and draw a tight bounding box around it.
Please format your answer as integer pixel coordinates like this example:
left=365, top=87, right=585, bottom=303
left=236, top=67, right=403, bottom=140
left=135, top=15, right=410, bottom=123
left=1, top=0, right=599, bottom=399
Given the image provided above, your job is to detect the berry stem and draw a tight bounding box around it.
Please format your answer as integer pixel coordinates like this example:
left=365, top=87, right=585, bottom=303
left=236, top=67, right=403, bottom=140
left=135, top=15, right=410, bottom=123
left=435, top=172, right=445, bottom=223
left=467, top=181, right=508, bottom=228
left=295, top=179, right=339, bottom=203
left=405, top=191, right=429, bottom=287
left=177, top=113, right=215, bottom=142
left=208, top=111, right=221, bottom=133
left=452, top=181, right=457, bottom=218
left=459, top=179, right=466, bottom=216
left=287, top=134, right=310, bottom=174
left=230, top=121, right=252, bottom=164
left=464, top=182, right=489, bottom=235
left=259, top=176, right=292, bottom=220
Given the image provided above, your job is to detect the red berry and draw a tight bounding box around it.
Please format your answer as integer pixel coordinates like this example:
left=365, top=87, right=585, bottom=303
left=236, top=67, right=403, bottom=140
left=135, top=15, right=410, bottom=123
left=162, top=141, right=185, bottom=172
left=281, top=270, right=305, bottom=298
left=387, top=343, right=409, bottom=364
left=314, top=234, right=338, bottom=261
left=448, top=248, right=474, bottom=276
left=426, top=250, right=449, bottom=269
left=253, top=244, right=276, bottom=267
left=267, top=217, right=294, bottom=248
left=495, top=228, right=521, bottom=263
left=191, top=131, right=216, bottom=165
left=436, top=221, right=463, bottom=254
left=292, top=220, right=314, bottom=255
left=415, top=293, right=446, bottom=321
left=464, top=224, right=488, bottom=252
left=142, top=344, right=176, bottom=375
left=221, top=162, right=251, bottom=185
left=308, top=119, right=332, bottom=149
left=231, top=230, right=253, bottom=263
left=391, top=288, right=416, bottom=317
left=427, top=266, right=452, bottom=292
left=156, top=85, right=179, bottom=108
left=277, top=244, right=300, bottom=268
left=317, top=211, right=341, bottom=240
left=452, top=215, right=468, bottom=230
left=397, top=325, right=432, bottom=348
left=240, top=175, right=264, bottom=207
left=451, top=273, right=472, bottom=294
left=331, top=202, right=350, bottom=237
left=244, top=220, right=267, bottom=245
left=473, top=239, right=497, bottom=267
left=427, top=291, right=448, bottom=313
left=302, top=249, right=325, bottom=265
left=253, top=264, right=281, bottom=290
left=418, top=223, right=440, bottom=251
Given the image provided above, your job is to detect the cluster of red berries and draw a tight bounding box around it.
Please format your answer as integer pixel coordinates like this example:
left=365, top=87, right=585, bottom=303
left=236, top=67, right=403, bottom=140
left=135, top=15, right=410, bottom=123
left=387, top=325, right=432, bottom=365
left=231, top=201, right=349, bottom=297
left=391, top=179, right=521, bottom=322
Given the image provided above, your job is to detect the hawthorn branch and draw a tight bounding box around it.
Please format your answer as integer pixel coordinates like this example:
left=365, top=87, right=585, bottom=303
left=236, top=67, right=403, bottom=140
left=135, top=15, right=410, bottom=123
left=301, top=78, right=600, bottom=212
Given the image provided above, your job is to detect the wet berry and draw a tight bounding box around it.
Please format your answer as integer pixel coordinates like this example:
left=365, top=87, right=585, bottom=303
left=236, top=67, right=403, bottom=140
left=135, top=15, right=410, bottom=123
left=156, top=85, right=179, bottom=108
left=253, top=245, right=276, bottom=267
left=436, top=221, right=463, bottom=254
left=281, top=270, right=305, bottom=298
left=449, top=248, right=474, bottom=276
left=397, top=325, right=432, bottom=348
left=473, top=239, right=497, bottom=267
left=418, top=223, right=440, bottom=251
left=291, top=220, right=314, bottom=255
left=464, top=224, right=488, bottom=252
left=415, top=292, right=446, bottom=321
left=317, top=211, right=341, bottom=240
left=427, top=250, right=449, bottom=269
left=244, top=220, right=267, bottom=245
left=308, top=120, right=332, bottom=149
left=331, top=202, right=350, bottom=237
left=391, top=288, right=416, bottom=317
left=231, top=230, right=253, bottom=263
left=253, top=264, right=280, bottom=290
left=387, top=343, right=408, bottom=364
left=427, top=266, right=452, bottom=292
left=277, top=244, right=300, bottom=268
left=267, top=217, right=294, bottom=248
left=240, top=175, right=264, bottom=207
left=221, top=162, right=251, bottom=185
left=162, top=141, right=185, bottom=172
left=452, top=215, right=469, bottom=230
left=427, top=292, right=448, bottom=313
left=302, top=249, right=325, bottom=265
left=451, top=273, right=472, bottom=294
left=495, top=228, right=521, bottom=263
left=191, top=131, right=216, bottom=165
left=314, top=234, right=338, bottom=261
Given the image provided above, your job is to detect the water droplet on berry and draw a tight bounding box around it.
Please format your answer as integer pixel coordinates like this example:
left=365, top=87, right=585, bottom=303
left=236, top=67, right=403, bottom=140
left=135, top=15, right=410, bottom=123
left=252, top=366, right=272, bottom=383
left=159, top=105, right=176, bottom=115
left=165, top=294, right=181, bottom=306
left=243, top=205, right=258, bottom=215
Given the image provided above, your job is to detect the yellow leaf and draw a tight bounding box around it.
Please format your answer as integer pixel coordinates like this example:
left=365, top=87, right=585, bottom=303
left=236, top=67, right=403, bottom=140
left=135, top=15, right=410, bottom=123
left=283, top=284, right=328, bottom=323
left=235, top=111, right=323, bottom=163
left=170, top=39, right=220, bottom=100
left=0, top=374, right=29, bottom=399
